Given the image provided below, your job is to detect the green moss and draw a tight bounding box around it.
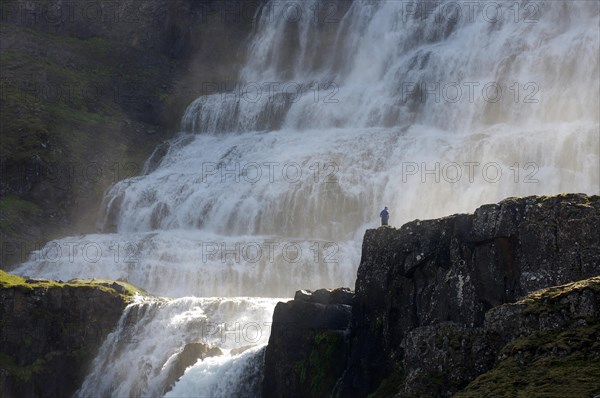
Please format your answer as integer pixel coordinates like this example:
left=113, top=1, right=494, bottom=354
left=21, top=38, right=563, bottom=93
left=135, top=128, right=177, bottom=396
left=0, top=20, right=183, bottom=268
left=0, top=350, right=67, bottom=384
left=294, top=360, right=307, bottom=384
left=0, top=46, right=122, bottom=161
left=293, top=331, right=347, bottom=398
left=309, top=331, right=345, bottom=394
left=505, top=325, right=600, bottom=358
left=0, top=24, right=169, bottom=262
left=0, top=196, right=42, bottom=236
left=68, top=277, right=150, bottom=298
left=456, top=357, right=600, bottom=398
left=0, top=269, right=148, bottom=300
left=1, top=26, right=171, bottom=210
left=0, top=268, right=30, bottom=288
left=455, top=324, right=600, bottom=398
left=0, top=45, right=117, bottom=156
left=367, top=369, right=406, bottom=398
left=519, top=276, right=600, bottom=316
left=0, top=353, right=45, bottom=383
left=68, top=347, right=92, bottom=363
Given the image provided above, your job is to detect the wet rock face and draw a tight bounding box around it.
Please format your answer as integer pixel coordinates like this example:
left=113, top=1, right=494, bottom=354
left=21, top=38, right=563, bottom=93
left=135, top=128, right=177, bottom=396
left=263, top=288, right=353, bottom=398
left=347, top=194, right=600, bottom=396
left=0, top=285, right=128, bottom=398
left=163, top=342, right=223, bottom=394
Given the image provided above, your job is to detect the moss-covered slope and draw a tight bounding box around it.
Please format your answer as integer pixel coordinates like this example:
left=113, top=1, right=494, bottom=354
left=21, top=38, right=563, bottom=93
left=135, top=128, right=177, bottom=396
left=0, top=0, right=259, bottom=268
left=455, top=276, right=600, bottom=398
left=0, top=21, right=177, bottom=266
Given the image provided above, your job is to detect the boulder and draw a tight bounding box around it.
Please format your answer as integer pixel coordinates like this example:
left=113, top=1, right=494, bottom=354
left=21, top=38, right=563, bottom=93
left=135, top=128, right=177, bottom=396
left=163, top=342, right=223, bottom=394
left=346, top=194, right=600, bottom=396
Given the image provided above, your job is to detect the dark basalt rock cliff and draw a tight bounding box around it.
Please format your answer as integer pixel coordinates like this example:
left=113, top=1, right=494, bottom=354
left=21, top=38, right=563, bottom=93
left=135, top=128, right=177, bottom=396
left=0, top=272, right=140, bottom=398
left=263, top=194, right=600, bottom=397
left=263, top=288, right=353, bottom=398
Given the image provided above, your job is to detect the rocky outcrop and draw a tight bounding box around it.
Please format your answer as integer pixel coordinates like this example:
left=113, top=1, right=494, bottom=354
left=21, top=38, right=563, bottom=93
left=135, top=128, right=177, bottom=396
left=0, top=271, right=139, bottom=398
left=163, top=342, right=223, bottom=394
left=398, top=323, right=503, bottom=397
left=394, top=276, right=600, bottom=397
left=263, top=194, right=600, bottom=397
left=263, top=288, right=353, bottom=398
left=346, top=193, right=600, bottom=396
left=454, top=276, right=600, bottom=398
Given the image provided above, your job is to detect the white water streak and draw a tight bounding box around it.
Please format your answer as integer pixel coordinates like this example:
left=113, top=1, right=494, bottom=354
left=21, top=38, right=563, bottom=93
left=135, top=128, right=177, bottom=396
left=76, top=297, right=280, bottom=398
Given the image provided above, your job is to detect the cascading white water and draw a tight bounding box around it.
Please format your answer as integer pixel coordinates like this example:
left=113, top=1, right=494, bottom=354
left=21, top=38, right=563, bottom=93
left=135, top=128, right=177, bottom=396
left=13, top=1, right=599, bottom=396
left=15, top=0, right=600, bottom=296
left=76, top=296, right=280, bottom=398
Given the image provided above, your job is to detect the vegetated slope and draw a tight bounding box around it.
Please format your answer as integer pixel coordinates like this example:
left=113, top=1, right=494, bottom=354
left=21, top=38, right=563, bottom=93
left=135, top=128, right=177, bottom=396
left=0, top=0, right=258, bottom=267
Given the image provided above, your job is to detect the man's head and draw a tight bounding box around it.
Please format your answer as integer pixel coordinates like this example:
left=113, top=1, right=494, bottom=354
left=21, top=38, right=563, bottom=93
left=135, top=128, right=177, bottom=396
left=385, top=206, right=388, bottom=210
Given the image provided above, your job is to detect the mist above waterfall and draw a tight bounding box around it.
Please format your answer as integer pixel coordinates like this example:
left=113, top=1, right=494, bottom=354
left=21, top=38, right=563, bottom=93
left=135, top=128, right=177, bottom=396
left=15, top=0, right=599, bottom=298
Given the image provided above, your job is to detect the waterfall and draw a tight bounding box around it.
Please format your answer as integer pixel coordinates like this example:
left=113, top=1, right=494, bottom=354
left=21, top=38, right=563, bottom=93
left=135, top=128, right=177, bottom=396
left=13, top=0, right=599, bottom=396
left=14, top=0, right=600, bottom=296
left=76, top=296, right=279, bottom=398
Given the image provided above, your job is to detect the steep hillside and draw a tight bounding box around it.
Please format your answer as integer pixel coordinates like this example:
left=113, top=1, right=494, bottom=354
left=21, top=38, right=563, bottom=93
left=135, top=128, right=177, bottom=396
left=0, top=0, right=258, bottom=267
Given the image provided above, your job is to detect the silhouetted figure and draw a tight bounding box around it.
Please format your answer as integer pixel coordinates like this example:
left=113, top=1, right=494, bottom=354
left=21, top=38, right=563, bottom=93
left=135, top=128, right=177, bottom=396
left=380, top=206, right=389, bottom=226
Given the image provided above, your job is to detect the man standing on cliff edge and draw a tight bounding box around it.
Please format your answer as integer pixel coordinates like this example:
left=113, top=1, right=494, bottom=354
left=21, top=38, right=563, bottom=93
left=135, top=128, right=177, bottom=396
left=380, top=206, right=389, bottom=226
